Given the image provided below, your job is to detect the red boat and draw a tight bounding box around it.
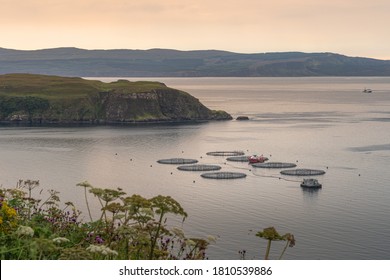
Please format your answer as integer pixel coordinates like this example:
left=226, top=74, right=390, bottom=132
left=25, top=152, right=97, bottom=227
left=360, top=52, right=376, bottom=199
left=248, top=155, right=268, bottom=163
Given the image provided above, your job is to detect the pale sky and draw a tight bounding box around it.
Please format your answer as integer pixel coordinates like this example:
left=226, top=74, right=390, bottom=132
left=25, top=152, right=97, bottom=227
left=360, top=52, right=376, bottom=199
left=1, top=0, right=389, bottom=59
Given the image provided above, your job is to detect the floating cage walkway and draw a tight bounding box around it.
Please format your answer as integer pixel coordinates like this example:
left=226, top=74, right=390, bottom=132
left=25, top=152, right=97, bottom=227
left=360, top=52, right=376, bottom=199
left=206, top=151, right=245, bottom=157
left=226, top=156, right=249, bottom=162
left=157, top=158, right=198, bottom=165
left=177, top=164, right=222, bottom=171
left=280, top=169, right=326, bottom=176
left=201, top=171, right=247, bottom=179
left=252, top=162, right=297, bottom=169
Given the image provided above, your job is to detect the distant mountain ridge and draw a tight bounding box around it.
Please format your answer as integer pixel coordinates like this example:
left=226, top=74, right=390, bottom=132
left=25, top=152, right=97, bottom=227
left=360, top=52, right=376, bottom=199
left=1, top=47, right=390, bottom=77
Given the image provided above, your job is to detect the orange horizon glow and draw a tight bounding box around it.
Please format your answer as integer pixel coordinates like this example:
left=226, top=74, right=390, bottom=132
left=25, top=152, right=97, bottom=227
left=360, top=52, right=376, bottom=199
left=1, top=0, right=389, bottom=60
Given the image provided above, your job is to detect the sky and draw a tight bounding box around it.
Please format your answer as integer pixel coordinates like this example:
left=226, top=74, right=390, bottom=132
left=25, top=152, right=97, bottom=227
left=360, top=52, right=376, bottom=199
left=1, top=0, right=389, bottom=59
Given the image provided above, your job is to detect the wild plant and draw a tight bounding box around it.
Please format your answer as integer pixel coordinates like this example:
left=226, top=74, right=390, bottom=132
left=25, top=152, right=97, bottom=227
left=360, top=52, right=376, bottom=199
left=0, top=179, right=212, bottom=260
left=256, top=226, right=295, bottom=260
left=1, top=179, right=294, bottom=260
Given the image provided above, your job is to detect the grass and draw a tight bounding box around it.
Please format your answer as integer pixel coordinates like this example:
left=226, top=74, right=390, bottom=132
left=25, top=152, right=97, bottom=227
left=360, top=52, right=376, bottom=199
left=100, top=79, right=167, bottom=92
left=0, top=74, right=168, bottom=100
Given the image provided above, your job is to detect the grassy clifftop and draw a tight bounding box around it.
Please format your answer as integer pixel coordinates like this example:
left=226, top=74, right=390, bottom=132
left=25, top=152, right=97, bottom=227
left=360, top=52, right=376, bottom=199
left=0, top=74, right=232, bottom=123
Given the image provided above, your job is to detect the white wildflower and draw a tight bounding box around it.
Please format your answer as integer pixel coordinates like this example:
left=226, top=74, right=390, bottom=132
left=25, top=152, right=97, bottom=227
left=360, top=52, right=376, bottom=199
left=86, top=245, right=118, bottom=257
left=206, top=235, right=217, bottom=243
left=16, top=226, right=34, bottom=237
left=52, top=237, right=70, bottom=244
left=171, top=227, right=185, bottom=238
left=86, top=245, right=98, bottom=253
left=185, top=239, right=196, bottom=247
left=140, top=207, right=154, bottom=217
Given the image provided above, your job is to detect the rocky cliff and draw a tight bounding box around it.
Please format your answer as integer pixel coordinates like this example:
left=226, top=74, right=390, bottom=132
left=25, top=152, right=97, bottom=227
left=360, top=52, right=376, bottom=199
left=0, top=74, right=232, bottom=123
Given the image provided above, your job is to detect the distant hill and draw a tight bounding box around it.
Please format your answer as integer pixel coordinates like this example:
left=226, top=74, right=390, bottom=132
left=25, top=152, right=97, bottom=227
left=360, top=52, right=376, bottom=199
left=1, top=47, right=390, bottom=77
left=0, top=73, right=231, bottom=123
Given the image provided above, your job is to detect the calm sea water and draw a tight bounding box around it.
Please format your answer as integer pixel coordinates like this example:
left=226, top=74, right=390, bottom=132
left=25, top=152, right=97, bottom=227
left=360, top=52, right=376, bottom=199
left=1, top=77, right=390, bottom=260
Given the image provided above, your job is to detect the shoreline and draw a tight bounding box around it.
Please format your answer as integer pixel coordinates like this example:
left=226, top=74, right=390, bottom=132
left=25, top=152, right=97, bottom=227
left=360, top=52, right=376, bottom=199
left=0, top=118, right=232, bottom=127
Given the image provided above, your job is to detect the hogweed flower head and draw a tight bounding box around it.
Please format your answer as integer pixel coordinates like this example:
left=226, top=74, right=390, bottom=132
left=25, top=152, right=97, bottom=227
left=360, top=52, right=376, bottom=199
left=206, top=235, right=217, bottom=243
left=86, top=245, right=118, bottom=257
left=171, top=227, right=185, bottom=239
left=185, top=239, right=196, bottom=247
left=52, top=237, right=70, bottom=244
left=16, top=225, right=34, bottom=237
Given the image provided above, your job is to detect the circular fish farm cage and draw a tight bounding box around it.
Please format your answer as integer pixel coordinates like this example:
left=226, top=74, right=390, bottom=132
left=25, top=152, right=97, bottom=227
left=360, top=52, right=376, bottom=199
left=206, top=151, right=245, bottom=157
left=177, top=164, right=222, bottom=171
left=252, top=162, right=297, bottom=169
left=157, top=158, right=198, bottom=165
left=201, top=171, right=247, bottom=179
left=280, top=168, right=326, bottom=176
left=226, top=156, right=249, bottom=162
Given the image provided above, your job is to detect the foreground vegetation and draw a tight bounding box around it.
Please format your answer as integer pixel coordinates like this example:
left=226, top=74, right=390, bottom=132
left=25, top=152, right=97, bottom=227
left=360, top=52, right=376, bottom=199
left=0, top=180, right=294, bottom=260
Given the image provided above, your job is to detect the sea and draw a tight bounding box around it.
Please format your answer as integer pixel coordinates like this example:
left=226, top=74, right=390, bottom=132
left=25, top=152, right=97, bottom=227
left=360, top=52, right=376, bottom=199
left=1, top=77, right=390, bottom=260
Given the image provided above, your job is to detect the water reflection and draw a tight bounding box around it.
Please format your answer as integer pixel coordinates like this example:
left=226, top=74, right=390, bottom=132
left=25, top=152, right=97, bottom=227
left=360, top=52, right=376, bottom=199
left=301, top=186, right=322, bottom=197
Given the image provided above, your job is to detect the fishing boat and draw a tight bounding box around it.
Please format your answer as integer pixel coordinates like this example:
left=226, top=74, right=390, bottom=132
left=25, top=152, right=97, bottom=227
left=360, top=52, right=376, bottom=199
left=300, top=178, right=322, bottom=188
left=248, top=155, right=268, bottom=164
left=363, top=88, right=372, bottom=93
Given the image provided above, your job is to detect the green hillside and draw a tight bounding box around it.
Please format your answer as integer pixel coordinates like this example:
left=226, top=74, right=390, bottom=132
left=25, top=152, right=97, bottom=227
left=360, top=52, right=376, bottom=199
left=0, top=74, right=231, bottom=123
left=1, top=47, right=390, bottom=76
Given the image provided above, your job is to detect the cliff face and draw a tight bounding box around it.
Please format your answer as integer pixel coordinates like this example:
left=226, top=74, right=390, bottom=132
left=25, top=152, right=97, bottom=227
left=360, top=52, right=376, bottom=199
left=0, top=74, right=232, bottom=123
left=99, top=88, right=228, bottom=122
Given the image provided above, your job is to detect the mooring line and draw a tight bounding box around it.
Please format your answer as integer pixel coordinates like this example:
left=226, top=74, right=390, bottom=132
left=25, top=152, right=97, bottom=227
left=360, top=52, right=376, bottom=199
left=224, top=160, right=302, bottom=183
left=250, top=171, right=301, bottom=182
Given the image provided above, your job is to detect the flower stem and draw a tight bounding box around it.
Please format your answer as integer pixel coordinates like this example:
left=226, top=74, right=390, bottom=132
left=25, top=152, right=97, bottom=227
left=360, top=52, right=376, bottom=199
left=264, top=239, right=272, bottom=260
left=149, top=210, right=164, bottom=259
left=84, top=187, right=93, bottom=222
left=279, top=240, right=290, bottom=260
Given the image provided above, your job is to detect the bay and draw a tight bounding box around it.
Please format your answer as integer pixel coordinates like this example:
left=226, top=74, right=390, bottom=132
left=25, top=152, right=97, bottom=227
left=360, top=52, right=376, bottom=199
left=1, top=77, right=390, bottom=259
